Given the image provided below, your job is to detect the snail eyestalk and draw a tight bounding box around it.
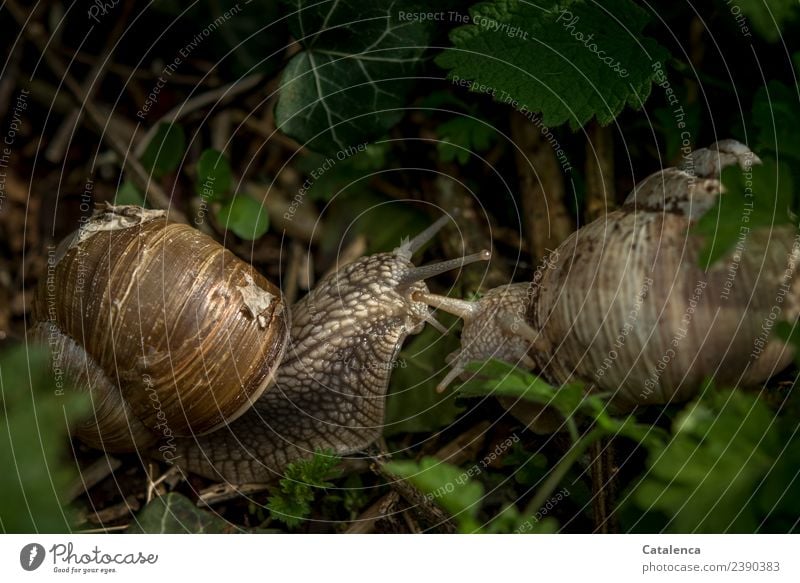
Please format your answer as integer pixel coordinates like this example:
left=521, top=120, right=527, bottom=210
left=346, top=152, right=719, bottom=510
left=398, top=250, right=491, bottom=287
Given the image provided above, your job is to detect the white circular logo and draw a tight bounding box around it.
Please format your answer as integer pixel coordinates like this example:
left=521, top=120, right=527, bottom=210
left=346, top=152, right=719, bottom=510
left=19, top=543, right=46, bottom=571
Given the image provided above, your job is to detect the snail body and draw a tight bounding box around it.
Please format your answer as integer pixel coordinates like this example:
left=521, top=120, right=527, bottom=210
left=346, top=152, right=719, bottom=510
left=421, top=141, right=799, bottom=413
left=35, top=206, right=488, bottom=483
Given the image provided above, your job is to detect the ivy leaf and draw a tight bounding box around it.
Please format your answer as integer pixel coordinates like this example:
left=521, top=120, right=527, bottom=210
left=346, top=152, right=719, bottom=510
left=436, top=0, right=670, bottom=129
left=216, top=195, right=269, bottom=240
left=275, top=0, right=435, bottom=153
left=437, top=117, right=497, bottom=165
left=385, top=457, right=484, bottom=533
left=127, top=493, right=236, bottom=533
left=140, top=123, right=186, bottom=178
left=752, top=80, right=800, bottom=161
left=196, top=149, right=233, bottom=202
left=693, top=156, right=795, bottom=267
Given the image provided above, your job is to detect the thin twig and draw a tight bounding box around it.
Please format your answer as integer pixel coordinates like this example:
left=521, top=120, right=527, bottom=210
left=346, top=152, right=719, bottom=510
left=584, top=121, right=616, bottom=223
left=7, top=0, right=186, bottom=222
left=509, top=110, right=572, bottom=262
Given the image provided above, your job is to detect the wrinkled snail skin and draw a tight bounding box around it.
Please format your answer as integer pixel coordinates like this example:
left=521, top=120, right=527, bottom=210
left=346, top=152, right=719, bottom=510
left=35, top=207, right=491, bottom=484
left=178, top=239, right=492, bottom=484
left=420, top=140, right=799, bottom=414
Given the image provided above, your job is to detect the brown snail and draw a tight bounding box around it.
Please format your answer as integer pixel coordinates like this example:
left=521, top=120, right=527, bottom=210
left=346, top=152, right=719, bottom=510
left=417, top=140, right=800, bottom=422
left=33, top=205, right=489, bottom=483
left=36, top=139, right=797, bottom=484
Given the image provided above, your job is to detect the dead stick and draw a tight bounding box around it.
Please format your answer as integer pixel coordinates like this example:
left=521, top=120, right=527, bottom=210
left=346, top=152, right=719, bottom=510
left=6, top=0, right=186, bottom=222
left=584, top=121, right=616, bottom=223
left=509, top=111, right=572, bottom=262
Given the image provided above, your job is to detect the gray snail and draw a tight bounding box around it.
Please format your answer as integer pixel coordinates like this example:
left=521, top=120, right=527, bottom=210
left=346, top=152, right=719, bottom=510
left=33, top=205, right=489, bottom=483
left=34, top=139, right=798, bottom=485
left=418, top=140, right=799, bottom=428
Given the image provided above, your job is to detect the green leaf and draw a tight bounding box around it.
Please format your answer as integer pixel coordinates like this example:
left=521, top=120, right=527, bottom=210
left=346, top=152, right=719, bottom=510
left=385, top=324, right=464, bottom=436
left=775, top=320, right=800, bottom=367
left=693, top=156, right=795, bottom=267
left=627, top=388, right=799, bottom=532
left=0, top=345, right=89, bottom=533
left=436, top=0, right=670, bottom=129
left=216, top=195, right=269, bottom=240
left=114, top=180, right=147, bottom=206
left=385, top=458, right=484, bottom=533
left=275, top=0, right=435, bottom=153
left=436, top=117, right=497, bottom=165
left=140, top=123, right=186, bottom=178
left=459, top=359, right=584, bottom=420
left=266, top=450, right=341, bottom=528
left=196, top=149, right=233, bottom=201
left=733, top=0, right=799, bottom=42
left=127, top=493, right=236, bottom=533
left=752, top=80, right=800, bottom=160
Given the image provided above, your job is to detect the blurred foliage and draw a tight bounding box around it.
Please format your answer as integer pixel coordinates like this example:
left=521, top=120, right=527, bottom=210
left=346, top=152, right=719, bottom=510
left=694, top=157, right=795, bottom=267
left=0, top=345, right=87, bottom=533
left=625, top=386, right=800, bottom=533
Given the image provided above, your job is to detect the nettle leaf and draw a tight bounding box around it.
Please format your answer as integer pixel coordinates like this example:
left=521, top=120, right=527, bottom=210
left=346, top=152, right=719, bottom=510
left=196, top=149, right=233, bottom=201
left=436, top=0, right=670, bottom=129
left=437, top=117, right=498, bottom=165
left=385, top=457, right=484, bottom=533
left=693, top=157, right=795, bottom=267
left=752, top=80, right=800, bottom=160
left=216, top=195, right=269, bottom=240
left=127, top=493, right=236, bottom=534
left=140, top=123, right=186, bottom=178
left=275, top=0, right=435, bottom=153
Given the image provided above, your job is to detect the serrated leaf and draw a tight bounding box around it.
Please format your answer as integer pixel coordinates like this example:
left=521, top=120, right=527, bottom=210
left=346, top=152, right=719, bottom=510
left=127, top=493, right=236, bottom=533
left=216, top=195, right=269, bottom=240
left=140, top=123, right=186, bottom=178
left=275, top=0, right=435, bottom=153
left=196, top=149, right=233, bottom=201
left=693, top=156, right=795, bottom=267
left=266, top=450, right=340, bottom=528
left=436, top=0, right=670, bottom=129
